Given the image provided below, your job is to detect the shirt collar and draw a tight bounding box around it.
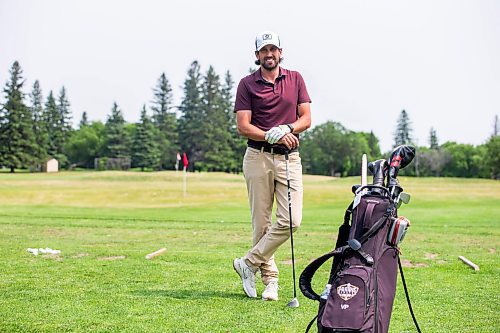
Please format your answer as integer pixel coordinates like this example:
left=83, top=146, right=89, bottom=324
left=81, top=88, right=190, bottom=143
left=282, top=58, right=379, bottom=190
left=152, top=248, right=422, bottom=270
left=254, top=67, right=287, bottom=83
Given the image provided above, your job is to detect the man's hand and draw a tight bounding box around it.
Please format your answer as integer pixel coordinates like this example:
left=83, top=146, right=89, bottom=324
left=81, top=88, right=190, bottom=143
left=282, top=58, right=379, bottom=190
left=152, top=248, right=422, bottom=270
left=265, top=126, right=290, bottom=144
left=278, top=133, right=299, bottom=150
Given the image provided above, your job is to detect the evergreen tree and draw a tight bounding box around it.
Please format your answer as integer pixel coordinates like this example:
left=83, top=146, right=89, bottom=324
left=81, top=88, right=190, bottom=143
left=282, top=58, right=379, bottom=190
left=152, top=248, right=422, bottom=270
left=198, top=66, right=233, bottom=171
left=44, top=91, right=64, bottom=160
left=429, top=127, right=439, bottom=149
left=80, top=111, right=89, bottom=128
left=29, top=80, right=49, bottom=166
left=151, top=73, right=177, bottom=169
left=132, top=105, right=160, bottom=170
left=393, top=109, right=413, bottom=147
left=0, top=61, right=37, bottom=172
left=178, top=61, right=203, bottom=170
left=57, top=86, right=72, bottom=146
left=221, top=70, right=245, bottom=173
left=104, top=102, right=130, bottom=158
left=493, top=115, right=498, bottom=137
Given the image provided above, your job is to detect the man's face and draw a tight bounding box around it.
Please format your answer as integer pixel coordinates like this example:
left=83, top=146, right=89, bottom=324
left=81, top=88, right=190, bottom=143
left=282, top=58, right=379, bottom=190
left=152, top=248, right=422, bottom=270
left=256, top=45, right=282, bottom=71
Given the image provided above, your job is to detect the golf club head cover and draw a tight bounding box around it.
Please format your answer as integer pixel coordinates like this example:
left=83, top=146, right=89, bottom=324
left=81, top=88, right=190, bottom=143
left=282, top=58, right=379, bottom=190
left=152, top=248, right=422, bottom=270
left=367, top=159, right=388, bottom=187
left=386, top=145, right=416, bottom=187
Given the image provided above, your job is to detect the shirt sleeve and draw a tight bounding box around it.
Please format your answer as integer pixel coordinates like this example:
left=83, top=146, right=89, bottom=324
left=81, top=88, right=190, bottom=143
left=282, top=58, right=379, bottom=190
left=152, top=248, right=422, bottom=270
left=234, top=79, right=252, bottom=112
left=296, top=72, right=312, bottom=105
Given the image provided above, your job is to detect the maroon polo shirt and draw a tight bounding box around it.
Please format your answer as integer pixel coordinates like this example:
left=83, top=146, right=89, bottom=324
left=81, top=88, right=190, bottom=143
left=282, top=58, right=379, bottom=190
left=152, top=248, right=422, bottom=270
left=234, top=67, right=311, bottom=147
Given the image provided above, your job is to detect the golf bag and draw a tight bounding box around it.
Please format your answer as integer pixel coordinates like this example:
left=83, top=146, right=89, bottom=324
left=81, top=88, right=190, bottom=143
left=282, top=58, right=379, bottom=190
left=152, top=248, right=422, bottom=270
left=299, top=185, right=419, bottom=333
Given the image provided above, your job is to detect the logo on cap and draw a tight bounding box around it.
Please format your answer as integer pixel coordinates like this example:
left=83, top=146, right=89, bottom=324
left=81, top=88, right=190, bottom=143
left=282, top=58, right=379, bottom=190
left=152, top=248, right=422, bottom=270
left=262, top=34, right=272, bottom=40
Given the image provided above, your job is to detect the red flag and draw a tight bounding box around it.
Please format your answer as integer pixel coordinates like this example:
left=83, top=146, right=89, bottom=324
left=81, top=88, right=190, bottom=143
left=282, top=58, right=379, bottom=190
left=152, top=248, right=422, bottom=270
left=183, top=153, right=189, bottom=168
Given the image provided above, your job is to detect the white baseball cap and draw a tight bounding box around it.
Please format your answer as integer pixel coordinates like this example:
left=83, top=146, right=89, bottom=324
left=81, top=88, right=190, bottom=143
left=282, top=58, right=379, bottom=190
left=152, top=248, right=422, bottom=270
left=255, top=31, right=281, bottom=51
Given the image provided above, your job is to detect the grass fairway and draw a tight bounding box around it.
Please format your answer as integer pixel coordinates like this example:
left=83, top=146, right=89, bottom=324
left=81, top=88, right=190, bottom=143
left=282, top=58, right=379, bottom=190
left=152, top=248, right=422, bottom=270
left=0, top=171, right=498, bottom=333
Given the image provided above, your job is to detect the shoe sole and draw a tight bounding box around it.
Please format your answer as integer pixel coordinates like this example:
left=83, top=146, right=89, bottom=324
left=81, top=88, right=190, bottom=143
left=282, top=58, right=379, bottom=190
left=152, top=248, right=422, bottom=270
left=233, top=259, right=257, bottom=298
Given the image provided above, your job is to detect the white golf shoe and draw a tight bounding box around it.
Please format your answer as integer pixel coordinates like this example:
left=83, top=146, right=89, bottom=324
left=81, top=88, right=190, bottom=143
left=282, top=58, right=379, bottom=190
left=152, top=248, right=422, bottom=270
left=262, top=281, right=279, bottom=301
left=233, top=258, right=257, bottom=298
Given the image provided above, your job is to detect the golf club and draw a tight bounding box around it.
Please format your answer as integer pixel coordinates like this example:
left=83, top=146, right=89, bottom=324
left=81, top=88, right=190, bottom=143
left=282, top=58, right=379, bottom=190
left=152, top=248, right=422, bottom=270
left=368, top=159, right=388, bottom=187
left=285, top=152, right=299, bottom=308
left=395, top=192, right=411, bottom=208
left=386, top=145, right=416, bottom=199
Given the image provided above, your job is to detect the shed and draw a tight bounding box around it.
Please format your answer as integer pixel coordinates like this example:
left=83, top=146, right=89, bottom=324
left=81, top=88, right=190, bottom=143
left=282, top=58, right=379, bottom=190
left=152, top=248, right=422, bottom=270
left=43, top=158, right=59, bottom=173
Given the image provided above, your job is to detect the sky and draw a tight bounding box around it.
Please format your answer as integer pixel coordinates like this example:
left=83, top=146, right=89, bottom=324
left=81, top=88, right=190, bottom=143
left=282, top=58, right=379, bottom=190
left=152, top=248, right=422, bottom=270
left=1, top=0, right=499, bottom=152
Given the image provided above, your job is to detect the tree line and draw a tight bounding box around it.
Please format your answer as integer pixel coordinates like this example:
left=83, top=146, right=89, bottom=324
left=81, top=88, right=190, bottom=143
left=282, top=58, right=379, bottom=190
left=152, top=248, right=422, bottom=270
left=1, top=61, right=498, bottom=179
left=0, top=61, right=245, bottom=173
left=300, top=111, right=498, bottom=180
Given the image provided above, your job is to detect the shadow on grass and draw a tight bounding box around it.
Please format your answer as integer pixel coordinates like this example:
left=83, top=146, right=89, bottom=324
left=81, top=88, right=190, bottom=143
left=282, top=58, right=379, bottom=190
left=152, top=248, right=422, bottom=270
left=131, top=289, right=244, bottom=300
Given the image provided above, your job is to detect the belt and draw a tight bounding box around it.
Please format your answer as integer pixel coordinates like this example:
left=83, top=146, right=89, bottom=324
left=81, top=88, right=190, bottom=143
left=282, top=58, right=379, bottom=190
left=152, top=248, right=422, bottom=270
left=248, top=143, right=298, bottom=155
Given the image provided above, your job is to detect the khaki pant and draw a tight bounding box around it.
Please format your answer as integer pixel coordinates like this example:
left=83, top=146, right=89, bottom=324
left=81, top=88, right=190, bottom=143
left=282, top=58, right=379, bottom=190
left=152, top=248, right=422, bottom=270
left=242, top=147, right=303, bottom=285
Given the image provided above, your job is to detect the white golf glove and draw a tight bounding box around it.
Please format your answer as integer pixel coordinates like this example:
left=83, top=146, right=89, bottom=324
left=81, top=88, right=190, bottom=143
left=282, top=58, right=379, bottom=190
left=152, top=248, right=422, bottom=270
left=265, top=125, right=291, bottom=144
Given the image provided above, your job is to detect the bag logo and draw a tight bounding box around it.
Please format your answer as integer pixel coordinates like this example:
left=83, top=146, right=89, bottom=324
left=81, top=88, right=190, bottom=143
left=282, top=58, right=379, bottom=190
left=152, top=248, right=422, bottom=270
left=337, top=283, right=359, bottom=301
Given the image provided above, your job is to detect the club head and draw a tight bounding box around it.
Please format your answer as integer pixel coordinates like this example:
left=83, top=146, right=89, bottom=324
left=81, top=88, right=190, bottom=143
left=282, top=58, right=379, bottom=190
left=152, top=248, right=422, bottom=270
left=396, top=192, right=411, bottom=208
left=400, top=192, right=411, bottom=204
left=287, top=297, right=299, bottom=308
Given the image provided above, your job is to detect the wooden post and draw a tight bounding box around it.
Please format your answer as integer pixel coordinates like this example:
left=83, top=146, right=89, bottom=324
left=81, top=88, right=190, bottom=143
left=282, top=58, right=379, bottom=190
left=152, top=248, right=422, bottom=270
left=145, top=248, right=167, bottom=260
left=458, top=256, right=479, bottom=271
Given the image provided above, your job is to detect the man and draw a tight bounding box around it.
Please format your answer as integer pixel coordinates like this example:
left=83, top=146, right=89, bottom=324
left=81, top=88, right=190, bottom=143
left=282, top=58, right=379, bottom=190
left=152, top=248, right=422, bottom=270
left=233, top=31, right=311, bottom=301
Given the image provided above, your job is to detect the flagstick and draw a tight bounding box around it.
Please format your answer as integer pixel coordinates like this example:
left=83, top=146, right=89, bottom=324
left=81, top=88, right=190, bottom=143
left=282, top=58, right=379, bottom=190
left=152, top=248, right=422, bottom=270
left=183, top=166, right=187, bottom=196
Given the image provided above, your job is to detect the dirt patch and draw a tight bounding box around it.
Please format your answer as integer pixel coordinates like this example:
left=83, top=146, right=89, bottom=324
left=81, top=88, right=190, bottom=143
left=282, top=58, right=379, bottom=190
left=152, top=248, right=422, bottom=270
left=280, top=259, right=293, bottom=265
left=97, top=256, right=126, bottom=261
left=489, top=248, right=496, bottom=254
left=72, top=253, right=89, bottom=258
left=401, top=259, right=428, bottom=268
left=425, top=253, right=439, bottom=260
left=43, top=228, right=66, bottom=237
left=42, top=254, right=63, bottom=261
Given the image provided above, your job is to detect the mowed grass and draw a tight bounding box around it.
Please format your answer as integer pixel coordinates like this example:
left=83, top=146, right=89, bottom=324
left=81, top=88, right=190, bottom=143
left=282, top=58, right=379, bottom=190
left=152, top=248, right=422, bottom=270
left=0, top=171, right=498, bottom=333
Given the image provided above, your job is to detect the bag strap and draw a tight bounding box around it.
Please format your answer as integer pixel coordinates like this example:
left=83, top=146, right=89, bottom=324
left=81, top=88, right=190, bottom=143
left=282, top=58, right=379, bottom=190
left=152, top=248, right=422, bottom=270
left=299, top=249, right=341, bottom=300
left=340, top=207, right=393, bottom=265
left=300, top=202, right=354, bottom=300
left=398, top=256, right=422, bottom=333
left=327, top=202, right=353, bottom=283
left=304, top=313, right=319, bottom=333
left=299, top=202, right=393, bottom=301
left=359, top=206, right=393, bottom=243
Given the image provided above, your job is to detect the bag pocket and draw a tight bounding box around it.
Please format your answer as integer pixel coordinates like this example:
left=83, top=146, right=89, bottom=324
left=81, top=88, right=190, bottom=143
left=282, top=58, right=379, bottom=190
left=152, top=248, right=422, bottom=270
left=320, top=266, right=373, bottom=331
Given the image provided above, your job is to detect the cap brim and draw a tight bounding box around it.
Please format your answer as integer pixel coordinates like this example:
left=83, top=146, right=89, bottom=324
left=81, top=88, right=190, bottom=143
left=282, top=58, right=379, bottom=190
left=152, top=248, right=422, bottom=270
left=256, top=42, right=281, bottom=51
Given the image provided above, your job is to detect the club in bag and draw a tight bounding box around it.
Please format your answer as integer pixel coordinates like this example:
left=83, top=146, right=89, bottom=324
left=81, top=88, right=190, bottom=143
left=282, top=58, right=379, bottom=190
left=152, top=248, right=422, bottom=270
left=285, top=152, right=299, bottom=308
left=395, top=192, right=411, bottom=208
left=386, top=145, right=416, bottom=198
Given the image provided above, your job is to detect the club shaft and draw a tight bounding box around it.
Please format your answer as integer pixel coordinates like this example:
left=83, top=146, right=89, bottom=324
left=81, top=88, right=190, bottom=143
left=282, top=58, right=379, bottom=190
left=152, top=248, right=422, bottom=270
left=285, top=153, right=297, bottom=299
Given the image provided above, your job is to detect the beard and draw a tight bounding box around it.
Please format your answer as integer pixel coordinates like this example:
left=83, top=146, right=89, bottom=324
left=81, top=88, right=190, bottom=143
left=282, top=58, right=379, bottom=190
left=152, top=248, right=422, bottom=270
left=261, top=57, right=279, bottom=71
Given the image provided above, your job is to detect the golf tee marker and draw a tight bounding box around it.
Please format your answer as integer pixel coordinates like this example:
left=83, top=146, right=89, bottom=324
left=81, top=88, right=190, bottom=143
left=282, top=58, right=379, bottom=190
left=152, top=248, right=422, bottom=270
left=145, top=248, right=167, bottom=260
